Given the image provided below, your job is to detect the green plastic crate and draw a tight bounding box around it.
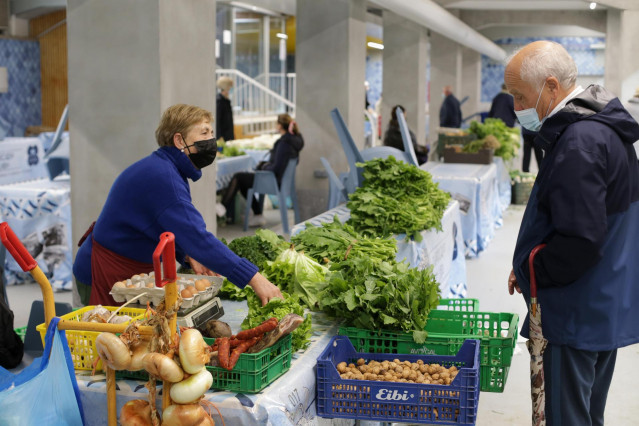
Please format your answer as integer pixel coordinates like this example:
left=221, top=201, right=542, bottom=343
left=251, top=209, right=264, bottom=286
left=437, top=298, right=479, bottom=312
left=118, top=334, right=292, bottom=394
left=338, top=310, right=519, bottom=393
left=14, top=326, right=27, bottom=342
left=205, top=333, right=292, bottom=393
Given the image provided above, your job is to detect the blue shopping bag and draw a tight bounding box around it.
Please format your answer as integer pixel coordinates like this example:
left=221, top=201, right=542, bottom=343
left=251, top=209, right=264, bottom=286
left=0, top=317, right=85, bottom=426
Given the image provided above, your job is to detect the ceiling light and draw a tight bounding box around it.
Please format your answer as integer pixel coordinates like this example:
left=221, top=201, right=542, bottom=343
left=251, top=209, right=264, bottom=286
left=589, top=2, right=597, bottom=9
left=276, top=33, right=288, bottom=39
left=367, top=41, right=384, bottom=50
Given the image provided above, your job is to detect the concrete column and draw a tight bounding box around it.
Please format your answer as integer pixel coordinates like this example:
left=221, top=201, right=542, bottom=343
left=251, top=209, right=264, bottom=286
left=381, top=11, right=427, bottom=147
left=295, top=0, right=366, bottom=219
left=429, top=31, right=462, bottom=144
left=68, top=0, right=216, bottom=254
left=460, top=46, right=481, bottom=122
left=605, top=10, right=639, bottom=102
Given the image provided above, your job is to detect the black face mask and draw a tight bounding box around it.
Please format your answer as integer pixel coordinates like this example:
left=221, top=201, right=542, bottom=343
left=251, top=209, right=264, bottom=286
left=183, top=137, right=217, bottom=169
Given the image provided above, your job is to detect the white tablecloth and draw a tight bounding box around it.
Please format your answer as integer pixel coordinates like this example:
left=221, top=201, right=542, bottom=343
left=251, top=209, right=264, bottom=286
left=290, top=201, right=467, bottom=298
left=420, top=162, right=498, bottom=258
left=216, top=155, right=256, bottom=191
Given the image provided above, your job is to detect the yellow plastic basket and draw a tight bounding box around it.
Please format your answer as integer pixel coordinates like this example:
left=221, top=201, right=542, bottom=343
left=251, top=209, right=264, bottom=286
left=36, top=306, right=147, bottom=371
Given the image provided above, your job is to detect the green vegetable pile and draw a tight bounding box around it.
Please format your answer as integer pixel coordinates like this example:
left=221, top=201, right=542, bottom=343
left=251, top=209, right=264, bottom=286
left=509, top=170, right=537, bottom=184
left=222, top=145, right=245, bottom=157
left=468, top=118, right=521, bottom=161
left=461, top=134, right=500, bottom=153
left=226, top=229, right=286, bottom=270
left=262, top=246, right=329, bottom=310
left=346, top=157, right=451, bottom=241
left=291, top=217, right=397, bottom=264
left=217, top=279, right=249, bottom=300
left=319, top=254, right=441, bottom=343
left=242, top=289, right=312, bottom=352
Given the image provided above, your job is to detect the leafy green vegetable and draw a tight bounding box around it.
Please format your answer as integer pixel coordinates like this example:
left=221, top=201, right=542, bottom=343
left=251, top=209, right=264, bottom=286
left=242, top=289, right=312, bottom=352
left=346, top=157, right=450, bottom=241
left=217, top=279, right=249, bottom=300
left=222, top=145, right=245, bottom=157
left=227, top=235, right=279, bottom=270
left=319, top=254, right=440, bottom=343
left=291, top=217, right=397, bottom=264
left=461, top=134, right=500, bottom=153
left=468, top=118, right=521, bottom=161
left=262, top=246, right=328, bottom=309
left=255, top=229, right=290, bottom=254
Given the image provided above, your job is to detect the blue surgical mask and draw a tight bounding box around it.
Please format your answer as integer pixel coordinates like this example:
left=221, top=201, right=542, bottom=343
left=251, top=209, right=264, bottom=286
left=514, top=81, right=553, bottom=132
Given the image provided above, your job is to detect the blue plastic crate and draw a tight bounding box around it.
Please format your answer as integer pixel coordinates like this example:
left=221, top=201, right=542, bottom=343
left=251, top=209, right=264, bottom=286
left=316, top=337, right=480, bottom=425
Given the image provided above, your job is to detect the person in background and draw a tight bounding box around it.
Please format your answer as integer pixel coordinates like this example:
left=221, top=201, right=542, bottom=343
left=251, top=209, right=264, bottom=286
left=216, top=76, right=235, bottom=142
left=383, top=105, right=428, bottom=164
left=624, top=87, right=639, bottom=156
left=222, top=114, right=304, bottom=227
left=521, top=127, right=544, bottom=172
left=488, top=83, right=517, bottom=127
left=506, top=41, right=639, bottom=425
left=439, top=85, right=462, bottom=128
left=73, top=104, right=282, bottom=307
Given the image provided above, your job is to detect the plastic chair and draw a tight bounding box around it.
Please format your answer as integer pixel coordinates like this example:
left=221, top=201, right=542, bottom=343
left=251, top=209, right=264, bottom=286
left=243, top=158, right=300, bottom=234
left=396, top=109, right=420, bottom=167
left=320, top=157, right=348, bottom=210
left=330, top=108, right=364, bottom=193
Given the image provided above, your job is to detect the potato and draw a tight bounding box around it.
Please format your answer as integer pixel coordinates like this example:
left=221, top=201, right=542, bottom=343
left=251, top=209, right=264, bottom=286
left=356, top=358, right=365, bottom=366
left=337, top=362, right=347, bottom=374
left=419, top=365, right=428, bottom=374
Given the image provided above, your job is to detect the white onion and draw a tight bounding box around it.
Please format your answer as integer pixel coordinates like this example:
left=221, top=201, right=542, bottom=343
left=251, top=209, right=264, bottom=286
left=143, top=353, right=184, bottom=383
left=120, top=399, right=153, bottom=426
left=129, top=340, right=150, bottom=371
left=178, top=329, right=210, bottom=374
left=169, top=368, right=213, bottom=404
left=161, top=403, right=214, bottom=426
left=95, top=332, right=131, bottom=370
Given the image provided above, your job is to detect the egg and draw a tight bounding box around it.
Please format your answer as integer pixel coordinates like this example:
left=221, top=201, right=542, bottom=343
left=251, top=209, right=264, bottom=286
left=131, top=274, right=141, bottom=281
left=113, top=281, right=126, bottom=288
left=145, top=282, right=154, bottom=288
left=180, top=288, right=193, bottom=299
left=188, top=286, right=199, bottom=296
left=126, top=284, right=136, bottom=289
left=195, top=279, right=208, bottom=292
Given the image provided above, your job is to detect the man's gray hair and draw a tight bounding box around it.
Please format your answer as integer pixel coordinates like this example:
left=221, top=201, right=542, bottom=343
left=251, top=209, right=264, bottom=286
left=506, top=41, right=578, bottom=91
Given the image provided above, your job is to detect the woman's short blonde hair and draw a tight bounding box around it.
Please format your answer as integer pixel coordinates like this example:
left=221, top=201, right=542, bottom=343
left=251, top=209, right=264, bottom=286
left=155, top=104, right=213, bottom=147
left=216, top=76, right=234, bottom=92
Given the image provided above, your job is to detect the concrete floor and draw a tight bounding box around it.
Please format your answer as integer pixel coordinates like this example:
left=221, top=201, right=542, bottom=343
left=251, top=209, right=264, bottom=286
left=5, top=203, right=638, bottom=425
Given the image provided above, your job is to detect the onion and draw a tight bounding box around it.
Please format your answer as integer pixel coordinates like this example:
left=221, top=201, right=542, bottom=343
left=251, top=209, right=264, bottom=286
left=120, top=399, right=154, bottom=426
left=95, top=332, right=131, bottom=370
left=129, top=339, right=151, bottom=371
left=143, top=353, right=184, bottom=382
left=179, top=329, right=211, bottom=374
left=170, top=368, right=213, bottom=404
left=161, top=404, right=214, bottom=426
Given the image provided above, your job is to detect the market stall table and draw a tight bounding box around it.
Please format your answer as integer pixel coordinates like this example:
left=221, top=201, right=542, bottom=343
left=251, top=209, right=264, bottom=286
left=216, top=155, right=256, bottom=191
left=75, top=300, right=339, bottom=425
left=420, top=162, right=498, bottom=258
left=290, top=200, right=467, bottom=298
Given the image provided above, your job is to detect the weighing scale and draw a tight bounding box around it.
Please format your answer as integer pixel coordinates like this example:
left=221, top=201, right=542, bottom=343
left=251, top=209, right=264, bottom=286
left=176, top=296, right=225, bottom=328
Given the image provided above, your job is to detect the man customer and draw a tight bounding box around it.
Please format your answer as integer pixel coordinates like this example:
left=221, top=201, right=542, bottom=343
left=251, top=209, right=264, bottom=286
left=439, top=85, right=462, bottom=128
left=488, top=83, right=517, bottom=127
left=506, top=41, right=639, bottom=426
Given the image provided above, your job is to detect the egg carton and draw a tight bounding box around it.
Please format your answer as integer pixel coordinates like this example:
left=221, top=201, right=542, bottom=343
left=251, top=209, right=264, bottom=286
left=110, top=273, right=223, bottom=309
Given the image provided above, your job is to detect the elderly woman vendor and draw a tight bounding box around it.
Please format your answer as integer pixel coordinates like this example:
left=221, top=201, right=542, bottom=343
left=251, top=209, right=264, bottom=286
left=73, top=104, right=282, bottom=306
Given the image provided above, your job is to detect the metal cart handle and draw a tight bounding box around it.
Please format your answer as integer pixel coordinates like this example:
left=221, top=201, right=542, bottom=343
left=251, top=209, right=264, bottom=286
left=528, top=244, right=547, bottom=298
left=0, top=222, right=37, bottom=272
left=153, top=231, right=177, bottom=288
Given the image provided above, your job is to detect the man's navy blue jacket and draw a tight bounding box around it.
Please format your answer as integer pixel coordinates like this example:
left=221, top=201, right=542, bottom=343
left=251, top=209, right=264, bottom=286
left=488, top=92, right=517, bottom=127
left=440, top=94, right=462, bottom=128
left=513, top=85, right=639, bottom=351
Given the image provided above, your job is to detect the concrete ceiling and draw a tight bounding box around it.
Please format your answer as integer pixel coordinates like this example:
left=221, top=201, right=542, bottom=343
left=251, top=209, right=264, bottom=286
left=435, top=0, right=608, bottom=10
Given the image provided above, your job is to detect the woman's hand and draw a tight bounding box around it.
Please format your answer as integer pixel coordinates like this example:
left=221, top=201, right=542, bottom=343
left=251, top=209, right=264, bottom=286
left=248, top=273, right=283, bottom=306
left=185, top=255, right=216, bottom=276
left=508, top=269, right=521, bottom=295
